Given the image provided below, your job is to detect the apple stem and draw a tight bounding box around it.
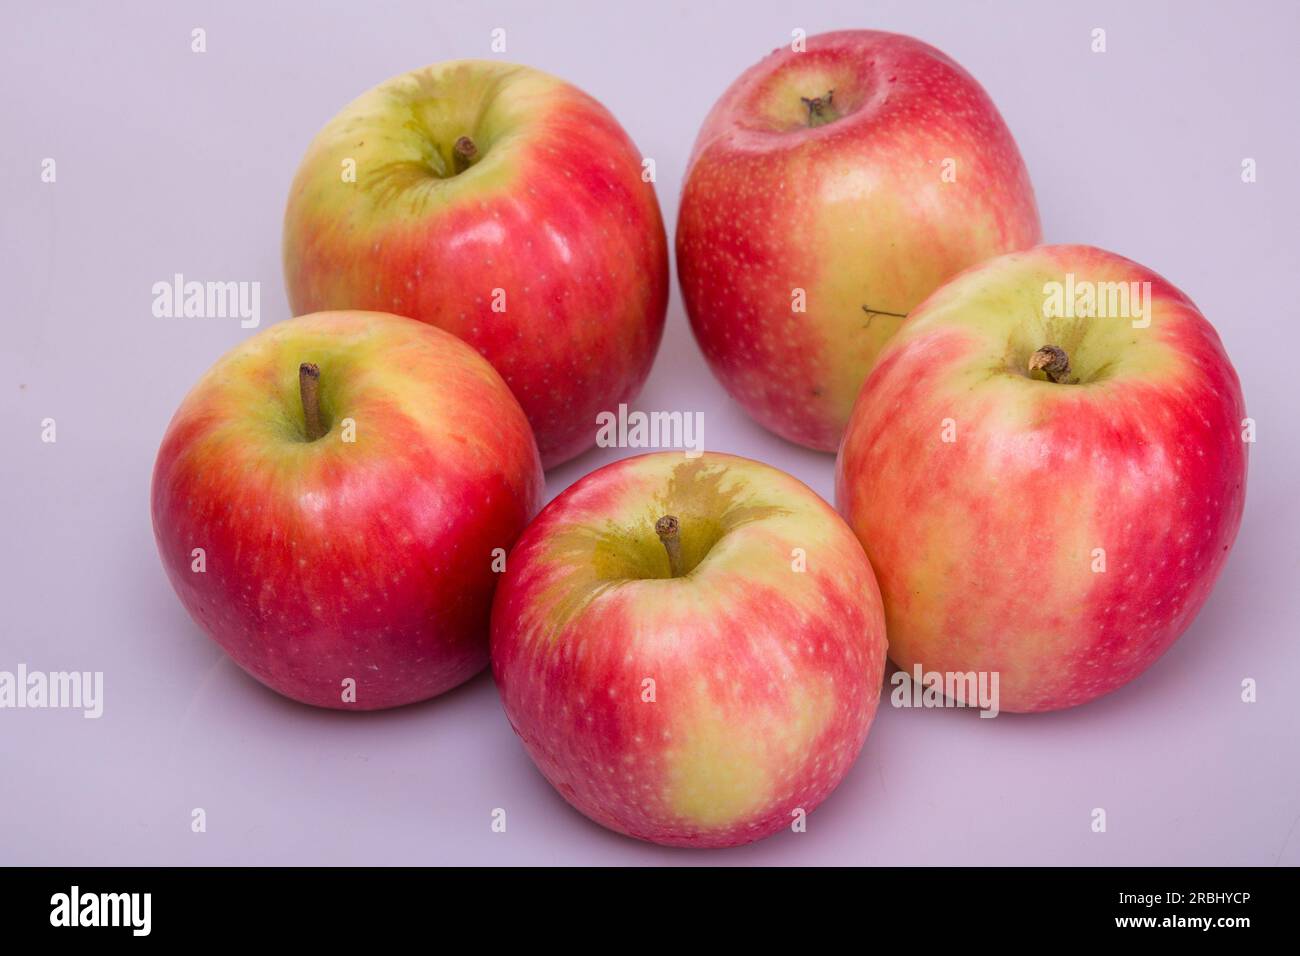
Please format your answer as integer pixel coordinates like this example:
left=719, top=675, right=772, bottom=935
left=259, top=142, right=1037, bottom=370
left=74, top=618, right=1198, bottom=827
left=800, top=90, right=838, bottom=127
left=1028, top=345, right=1072, bottom=384
left=299, top=362, right=327, bottom=441
left=453, top=136, right=478, bottom=174
left=655, top=515, right=686, bottom=578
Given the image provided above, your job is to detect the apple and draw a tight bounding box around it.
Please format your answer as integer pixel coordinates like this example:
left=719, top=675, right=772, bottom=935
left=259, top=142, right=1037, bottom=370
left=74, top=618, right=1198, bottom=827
left=677, top=29, right=1041, bottom=451
left=283, top=59, right=669, bottom=468
left=836, top=245, right=1248, bottom=712
left=490, top=451, right=887, bottom=847
left=151, top=311, right=544, bottom=709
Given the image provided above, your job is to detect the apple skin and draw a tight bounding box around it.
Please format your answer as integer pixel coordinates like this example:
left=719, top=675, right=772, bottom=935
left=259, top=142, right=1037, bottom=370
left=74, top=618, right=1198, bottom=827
left=490, top=452, right=887, bottom=847
left=836, top=245, right=1248, bottom=712
left=677, top=29, right=1041, bottom=451
left=283, top=60, right=669, bottom=469
left=151, top=311, right=544, bottom=710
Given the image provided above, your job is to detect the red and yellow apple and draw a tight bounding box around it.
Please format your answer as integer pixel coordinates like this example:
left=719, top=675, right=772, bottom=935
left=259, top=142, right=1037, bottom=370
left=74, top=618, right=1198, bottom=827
left=151, top=311, right=543, bottom=709
left=283, top=60, right=669, bottom=468
left=836, top=245, right=1248, bottom=712
left=491, top=452, right=887, bottom=847
left=677, top=29, right=1041, bottom=451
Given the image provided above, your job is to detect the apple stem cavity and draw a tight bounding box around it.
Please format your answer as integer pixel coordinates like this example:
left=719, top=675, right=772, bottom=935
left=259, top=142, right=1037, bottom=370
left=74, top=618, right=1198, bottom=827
left=655, top=515, right=686, bottom=578
left=800, top=90, right=838, bottom=128
left=1028, top=345, right=1072, bottom=384
left=299, top=362, right=327, bottom=441
left=453, top=136, right=479, bottom=175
